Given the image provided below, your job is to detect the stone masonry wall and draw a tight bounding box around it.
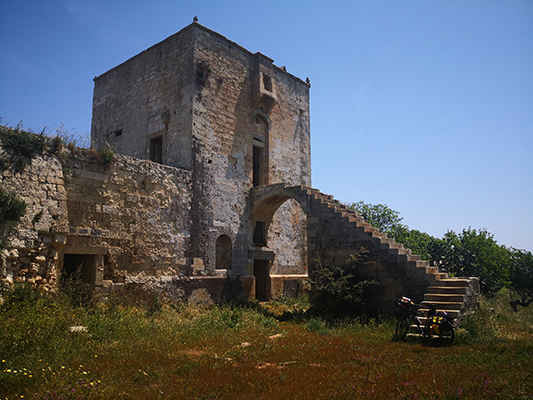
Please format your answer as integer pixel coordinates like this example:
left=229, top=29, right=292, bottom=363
left=1, top=144, right=242, bottom=304
left=90, top=23, right=312, bottom=300
left=63, top=153, right=193, bottom=286
left=189, top=24, right=311, bottom=279
left=91, top=25, right=196, bottom=170
left=1, top=151, right=68, bottom=292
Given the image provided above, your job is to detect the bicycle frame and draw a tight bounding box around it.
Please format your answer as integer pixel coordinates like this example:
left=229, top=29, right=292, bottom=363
left=395, top=297, right=454, bottom=344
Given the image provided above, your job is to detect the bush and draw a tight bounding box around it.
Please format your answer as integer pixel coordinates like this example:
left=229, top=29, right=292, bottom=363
left=59, top=268, right=96, bottom=310
left=0, top=125, right=47, bottom=159
left=0, top=186, right=26, bottom=250
left=309, top=247, right=380, bottom=318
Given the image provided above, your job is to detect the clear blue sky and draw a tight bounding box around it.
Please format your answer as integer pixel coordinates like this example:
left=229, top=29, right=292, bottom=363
left=1, top=0, right=532, bottom=251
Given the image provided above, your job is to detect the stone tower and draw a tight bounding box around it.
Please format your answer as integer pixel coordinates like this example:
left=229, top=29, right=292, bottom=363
left=91, top=21, right=311, bottom=299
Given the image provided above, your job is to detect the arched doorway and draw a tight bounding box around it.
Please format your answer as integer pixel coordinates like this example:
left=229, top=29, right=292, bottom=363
left=268, top=199, right=307, bottom=275
left=215, top=235, right=232, bottom=270
left=250, top=189, right=308, bottom=300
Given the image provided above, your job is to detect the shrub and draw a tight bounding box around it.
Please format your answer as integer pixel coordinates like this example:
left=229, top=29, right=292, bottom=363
left=97, top=141, right=114, bottom=167
left=0, top=125, right=47, bottom=159
left=508, top=248, right=533, bottom=311
left=0, top=186, right=26, bottom=250
left=59, top=268, right=96, bottom=310
left=309, top=247, right=380, bottom=318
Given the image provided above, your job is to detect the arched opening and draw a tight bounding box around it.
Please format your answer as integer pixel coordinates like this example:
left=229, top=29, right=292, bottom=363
left=268, top=199, right=307, bottom=276
left=250, top=191, right=308, bottom=300
left=216, top=235, right=232, bottom=270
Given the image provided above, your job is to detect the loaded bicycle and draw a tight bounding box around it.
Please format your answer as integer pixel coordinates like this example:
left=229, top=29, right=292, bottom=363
left=395, top=296, right=455, bottom=345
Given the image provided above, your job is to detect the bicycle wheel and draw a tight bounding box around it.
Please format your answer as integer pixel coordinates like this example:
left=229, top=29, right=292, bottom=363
left=440, top=325, right=455, bottom=346
left=395, top=316, right=409, bottom=340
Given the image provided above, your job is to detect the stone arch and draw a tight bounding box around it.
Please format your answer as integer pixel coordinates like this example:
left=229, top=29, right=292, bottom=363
left=249, top=185, right=310, bottom=300
left=268, top=199, right=307, bottom=275
left=250, top=185, right=309, bottom=246
left=215, top=234, right=232, bottom=270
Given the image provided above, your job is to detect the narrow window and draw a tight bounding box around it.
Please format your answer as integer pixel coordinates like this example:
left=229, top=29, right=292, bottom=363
left=253, top=222, right=266, bottom=246
left=263, top=75, right=272, bottom=92
left=253, top=146, right=262, bottom=187
left=150, top=136, right=163, bottom=164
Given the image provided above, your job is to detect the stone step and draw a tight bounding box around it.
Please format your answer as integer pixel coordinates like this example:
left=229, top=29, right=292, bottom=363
left=427, top=286, right=469, bottom=295
left=424, top=293, right=466, bottom=303
left=438, top=278, right=471, bottom=287
left=303, top=187, right=476, bottom=320
left=421, top=301, right=463, bottom=310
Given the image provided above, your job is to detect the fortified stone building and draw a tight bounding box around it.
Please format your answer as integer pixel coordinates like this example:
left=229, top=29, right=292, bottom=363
left=90, top=20, right=311, bottom=302
left=1, top=21, right=479, bottom=316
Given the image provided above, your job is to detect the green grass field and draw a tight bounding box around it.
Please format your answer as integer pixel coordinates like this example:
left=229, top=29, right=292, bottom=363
left=1, top=287, right=532, bottom=399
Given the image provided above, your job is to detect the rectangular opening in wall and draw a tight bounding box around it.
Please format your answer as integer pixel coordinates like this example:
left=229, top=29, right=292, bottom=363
left=263, top=74, right=272, bottom=92
left=62, top=254, right=96, bottom=288
left=254, top=259, right=270, bottom=301
left=253, top=146, right=262, bottom=187
left=150, top=136, right=163, bottom=164
left=253, top=221, right=266, bottom=246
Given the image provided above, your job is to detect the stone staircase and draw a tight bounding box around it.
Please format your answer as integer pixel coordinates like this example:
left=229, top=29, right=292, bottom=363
left=250, top=184, right=480, bottom=319
left=305, top=188, right=479, bottom=320
left=420, top=278, right=480, bottom=323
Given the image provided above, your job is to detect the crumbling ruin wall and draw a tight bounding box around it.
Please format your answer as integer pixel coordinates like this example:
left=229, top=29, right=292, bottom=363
left=1, top=151, right=68, bottom=292
left=1, top=147, right=241, bottom=304
left=62, top=153, right=193, bottom=287
left=91, top=23, right=312, bottom=299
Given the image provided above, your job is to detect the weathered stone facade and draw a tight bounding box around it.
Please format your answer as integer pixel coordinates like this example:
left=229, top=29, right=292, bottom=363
left=1, top=151, right=68, bottom=292
left=1, top=21, right=479, bottom=315
left=90, top=21, right=311, bottom=301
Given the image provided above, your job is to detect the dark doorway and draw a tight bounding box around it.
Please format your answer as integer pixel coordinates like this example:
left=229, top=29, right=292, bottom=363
left=253, top=259, right=270, bottom=301
left=62, top=254, right=96, bottom=287
left=216, top=235, right=232, bottom=269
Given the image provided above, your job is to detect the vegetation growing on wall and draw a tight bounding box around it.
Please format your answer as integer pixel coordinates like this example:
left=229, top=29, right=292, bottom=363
left=348, top=201, right=533, bottom=307
left=0, top=124, right=114, bottom=168
left=0, top=125, right=47, bottom=159
left=0, top=125, right=47, bottom=171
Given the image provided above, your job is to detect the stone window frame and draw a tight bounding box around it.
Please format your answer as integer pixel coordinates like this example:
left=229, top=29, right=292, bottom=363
left=147, top=130, right=166, bottom=164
